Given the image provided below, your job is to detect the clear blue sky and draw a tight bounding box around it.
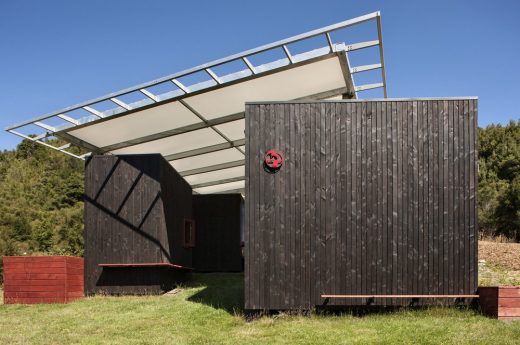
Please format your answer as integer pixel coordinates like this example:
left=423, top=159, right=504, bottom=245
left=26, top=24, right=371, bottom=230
left=1, top=0, right=518, bottom=150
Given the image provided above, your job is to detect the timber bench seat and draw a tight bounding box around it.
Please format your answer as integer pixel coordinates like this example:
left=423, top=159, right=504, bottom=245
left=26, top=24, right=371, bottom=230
left=320, top=294, right=480, bottom=306
left=321, top=294, right=479, bottom=299
left=98, top=263, right=192, bottom=270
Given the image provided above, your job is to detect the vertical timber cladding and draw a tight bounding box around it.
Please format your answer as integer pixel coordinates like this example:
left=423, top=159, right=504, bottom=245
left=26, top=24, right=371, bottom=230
left=192, top=194, right=244, bottom=272
left=84, top=154, right=193, bottom=295
left=245, top=99, right=478, bottom=310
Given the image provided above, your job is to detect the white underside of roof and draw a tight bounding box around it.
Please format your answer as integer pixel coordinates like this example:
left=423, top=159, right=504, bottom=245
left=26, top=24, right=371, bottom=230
left=65, top=57, right=347, bottom=194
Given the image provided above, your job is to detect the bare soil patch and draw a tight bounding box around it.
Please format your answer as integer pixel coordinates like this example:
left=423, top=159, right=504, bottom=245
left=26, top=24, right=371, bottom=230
left=479, top=241, right=520, bottom=286
left=479, top=241, right=520, bottom=270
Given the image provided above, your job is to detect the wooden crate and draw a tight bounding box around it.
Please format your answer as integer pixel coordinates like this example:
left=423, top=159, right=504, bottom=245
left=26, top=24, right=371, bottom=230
left=479, top=287, right=520, bottom=321
left=3, top=256, right=84, bottom=304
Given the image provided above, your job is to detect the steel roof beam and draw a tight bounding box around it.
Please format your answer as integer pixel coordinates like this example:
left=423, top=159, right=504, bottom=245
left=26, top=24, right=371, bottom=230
left=376, top=14, right=388, bottom=98
left=171, top=79, right=189, bottom=94
left=55, top=131, right=103, bottom=154
left=34, top=132, right=50, bottom=140
left=355, top=83, right=384, bottom=92
left=57, top=143, right=72, bottom=150
left=326, top=33, right=334, bottom=52
left=337, top=50, right=356, bottom=99
left=165, top=139, right=246, bottom=161
left=57, top=114, right=80, bottom=126
left=242, top=57, right=257, bottom=74
left=205, top=68, right=222, bottom=84
left=345, top=40, right=379, bottom=52
left=178, top=99, right=245, bottom=156
left=33, top=121, right=57, bottom=132
left=139, top=89, right=159, bottom=102
left=292, top=86, right=350, bottom=101
left=110, top=98, right=132, bottom=110
left=191, top=176, right=245, bottom=189
left=83, top=106, right=105, bottom=118
left=213, top=188, right=245, bottom=195
left=7, top=130, right=85, bottom=159
left=282, top=45, right=294, bottom=64
left=179, top=159, right=245, bottom=177
left=350, top=63, right=382, bottom=74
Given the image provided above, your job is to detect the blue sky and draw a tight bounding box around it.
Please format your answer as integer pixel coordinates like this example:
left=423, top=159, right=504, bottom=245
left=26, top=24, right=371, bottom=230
left=0, top=0, right=519, bottom=150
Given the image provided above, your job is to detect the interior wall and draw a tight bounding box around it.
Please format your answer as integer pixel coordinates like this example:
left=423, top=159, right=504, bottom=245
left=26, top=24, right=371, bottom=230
left=192, top=194, right=244, bottom=272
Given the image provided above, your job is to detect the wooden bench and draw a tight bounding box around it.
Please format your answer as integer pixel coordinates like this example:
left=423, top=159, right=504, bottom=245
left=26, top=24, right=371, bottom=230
left=322, top=294, right=479, bottom=299
left=321, top=294, right=479, bottom=306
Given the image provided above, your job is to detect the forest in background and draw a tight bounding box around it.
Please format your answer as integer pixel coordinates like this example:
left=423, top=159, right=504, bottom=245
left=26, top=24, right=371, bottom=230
left=0, top=120, right=519, bottom=281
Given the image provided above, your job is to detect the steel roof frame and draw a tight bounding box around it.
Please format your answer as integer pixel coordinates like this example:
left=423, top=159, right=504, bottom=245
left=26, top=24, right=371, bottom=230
left=4, top=11, right=388, bottom=192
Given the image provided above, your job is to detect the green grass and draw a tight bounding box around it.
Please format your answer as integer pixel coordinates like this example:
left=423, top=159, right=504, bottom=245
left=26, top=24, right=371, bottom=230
left=1, top=273, right=520, bottom=345
left=479, top=260, right=520, bottom=287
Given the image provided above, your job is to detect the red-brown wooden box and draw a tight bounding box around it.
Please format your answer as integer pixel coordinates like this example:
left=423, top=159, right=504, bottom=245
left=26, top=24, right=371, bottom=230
left=3, top=256, right=84, bottom=304
left=479, top=286, right=520, bottom=321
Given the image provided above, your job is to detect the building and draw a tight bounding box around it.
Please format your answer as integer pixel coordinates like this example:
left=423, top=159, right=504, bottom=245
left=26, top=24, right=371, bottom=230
left=5, top=12, right=478, bottom=307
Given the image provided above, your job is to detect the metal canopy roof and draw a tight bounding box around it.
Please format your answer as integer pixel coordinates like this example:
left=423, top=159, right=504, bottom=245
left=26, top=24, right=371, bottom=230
left=5, top=11, right=387, bottom=195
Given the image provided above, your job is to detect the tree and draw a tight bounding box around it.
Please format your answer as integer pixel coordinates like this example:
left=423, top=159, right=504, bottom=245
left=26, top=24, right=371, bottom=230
left=478, top=120, right=520, bottom=241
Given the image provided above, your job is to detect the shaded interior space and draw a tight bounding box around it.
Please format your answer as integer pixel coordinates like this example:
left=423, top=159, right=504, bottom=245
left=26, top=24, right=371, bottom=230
left=84, top=154, right=244, bottom=295
left=84, top=154, right=193, bottom=295
left=193, top=194, right=244, bottom=272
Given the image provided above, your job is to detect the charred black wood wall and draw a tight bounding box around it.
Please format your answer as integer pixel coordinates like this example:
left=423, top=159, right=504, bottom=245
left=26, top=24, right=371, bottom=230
left=245, top=99, right=478, bottom=310
left=192, top=194, right=244, bottom=272
left=84, top=154, right=192, bottom=295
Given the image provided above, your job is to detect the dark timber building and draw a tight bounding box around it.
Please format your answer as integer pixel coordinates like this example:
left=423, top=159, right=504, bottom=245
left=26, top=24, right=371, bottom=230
left=84, top=154, right=193, bottom=294
left=244, top=99, right=478, bottom=309
left=6, top=12, right=479, bottom=309
left=84, top=155, right=244, bottom=294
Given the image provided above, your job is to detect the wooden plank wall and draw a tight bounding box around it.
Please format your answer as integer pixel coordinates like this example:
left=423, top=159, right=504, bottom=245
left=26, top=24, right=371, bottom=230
left=245, top=99, right=478, bottom=310
left=192, top=194, right=244, bottom=272
left=84, top=154, right=192, bottom=295
left=3, top=256, right=84, bottom=304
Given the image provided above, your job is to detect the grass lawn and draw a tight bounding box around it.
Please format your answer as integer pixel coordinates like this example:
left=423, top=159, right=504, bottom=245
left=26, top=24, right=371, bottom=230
left=1, top=273, right=520, bottom=345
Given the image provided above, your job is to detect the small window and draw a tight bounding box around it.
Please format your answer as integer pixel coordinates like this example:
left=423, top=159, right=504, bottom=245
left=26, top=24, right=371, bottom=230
left=183, top=219, right=195, bottom=248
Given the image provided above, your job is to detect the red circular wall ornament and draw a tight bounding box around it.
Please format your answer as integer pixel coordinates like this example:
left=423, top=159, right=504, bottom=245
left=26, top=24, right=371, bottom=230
left=263, top=149, right=284, bottom=173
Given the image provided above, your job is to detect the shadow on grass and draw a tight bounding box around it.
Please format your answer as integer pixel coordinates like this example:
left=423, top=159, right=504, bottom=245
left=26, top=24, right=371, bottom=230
left=186, top=273, right=480, bottom=320
left=186, top=273, right=245, bottom=315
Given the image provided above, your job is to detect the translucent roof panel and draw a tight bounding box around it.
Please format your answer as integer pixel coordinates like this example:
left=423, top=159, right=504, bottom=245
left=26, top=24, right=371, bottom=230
left=5, top=12, right=387, bottom=192
left=183, top=57, right=345, bottom=120
left=171, top=148, right=244, bottom=173
left=213, top=119, right=245, bottom=141
left=184, top=166, right=245, bottom=186
left=68, top=101, right=202, bottom=148
left=111, top=128, right=227, bottom=156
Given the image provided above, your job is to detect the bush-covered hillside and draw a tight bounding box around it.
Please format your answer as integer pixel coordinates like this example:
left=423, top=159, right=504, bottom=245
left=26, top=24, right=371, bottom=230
left=479, top=120, right=520, bottom=241
left=0, top=120, right=519, bottom=281
left=0, top=139, right=84, bottom=281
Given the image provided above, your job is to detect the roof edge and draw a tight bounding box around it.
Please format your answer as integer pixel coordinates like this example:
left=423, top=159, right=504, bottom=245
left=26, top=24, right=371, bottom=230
left=246, top=97, right=478, bottom=105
